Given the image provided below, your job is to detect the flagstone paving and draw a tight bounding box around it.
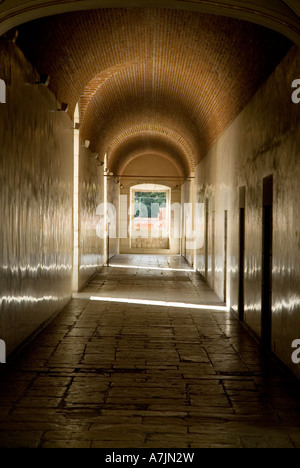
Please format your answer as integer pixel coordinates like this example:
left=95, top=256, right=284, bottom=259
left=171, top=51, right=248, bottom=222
left=0, top=255, right=300, bottom=448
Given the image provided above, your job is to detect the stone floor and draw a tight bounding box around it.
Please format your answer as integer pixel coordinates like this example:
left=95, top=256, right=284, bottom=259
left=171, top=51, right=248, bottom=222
left=1, top=254, right=300, bottom=448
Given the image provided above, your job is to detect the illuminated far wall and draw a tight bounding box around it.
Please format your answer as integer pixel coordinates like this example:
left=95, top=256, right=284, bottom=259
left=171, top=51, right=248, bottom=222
left=118, top=154, right=182, bottom=255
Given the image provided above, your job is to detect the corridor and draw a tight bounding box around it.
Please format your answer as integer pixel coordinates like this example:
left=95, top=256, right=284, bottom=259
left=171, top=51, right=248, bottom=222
left=1, top=0, right=300, bottom=451
left=0, top=255, right=300, bottom=448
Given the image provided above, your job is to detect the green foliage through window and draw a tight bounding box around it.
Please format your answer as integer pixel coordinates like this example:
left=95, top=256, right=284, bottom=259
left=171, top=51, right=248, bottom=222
left=134, top=192, right=167, bottom=218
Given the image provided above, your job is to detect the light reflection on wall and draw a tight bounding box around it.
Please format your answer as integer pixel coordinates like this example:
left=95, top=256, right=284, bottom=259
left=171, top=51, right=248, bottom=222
left=0, top=295, right=62, bottom=306
left=78, top=133, right=104, bottom=289
left=0, top=43, right=73, bottom=355
left=1, top=264, right=72, bottom=274
left=193, top=46, right=300, bottom=378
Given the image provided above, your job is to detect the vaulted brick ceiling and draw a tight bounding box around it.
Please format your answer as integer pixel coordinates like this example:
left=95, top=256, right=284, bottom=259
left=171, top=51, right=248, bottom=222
left=16, top=9, right=291, bottom=176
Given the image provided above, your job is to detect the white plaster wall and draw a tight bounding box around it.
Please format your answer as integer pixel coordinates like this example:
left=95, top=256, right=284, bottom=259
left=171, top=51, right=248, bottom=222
left=78, top=143, right=104, bottom=290
left=107, top=177, right=120, bottom=259
left=195, top=45, right=300, bottom=378
left=181, top=179, right=195, bottom=267
left=0, top=43, right=73, bottom=355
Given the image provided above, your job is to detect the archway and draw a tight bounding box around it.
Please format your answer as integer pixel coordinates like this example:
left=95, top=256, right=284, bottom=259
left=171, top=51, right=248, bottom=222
left=130, top=183, right=171, bottom=251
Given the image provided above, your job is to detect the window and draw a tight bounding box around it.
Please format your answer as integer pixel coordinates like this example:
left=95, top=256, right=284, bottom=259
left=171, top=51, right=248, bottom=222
left=134, top=191, right=167, bottom=219
left=130, top=185, right=170, bottom=249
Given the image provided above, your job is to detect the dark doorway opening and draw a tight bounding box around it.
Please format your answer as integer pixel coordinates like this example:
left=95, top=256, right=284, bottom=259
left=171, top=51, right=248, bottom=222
left=238, top=187, right=246, bottom=322
left=205, top=199, right=209, bottom=279
left=224, top=210, right=228, bottom=304
left=261, top=175, right=273, bottom=350
left=212, top=209, right=215, bottom=289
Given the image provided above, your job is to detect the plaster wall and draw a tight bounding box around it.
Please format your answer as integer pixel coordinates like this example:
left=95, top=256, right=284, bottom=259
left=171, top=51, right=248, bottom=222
left=181, top=179, right=195, bottom=267
left=195, top=45, right=300, bottom=377
left=107, top=177, right=120, bottom=260
left=0, top=43, right=73, bottom=355
left=78, top=144, right=104, bottom=290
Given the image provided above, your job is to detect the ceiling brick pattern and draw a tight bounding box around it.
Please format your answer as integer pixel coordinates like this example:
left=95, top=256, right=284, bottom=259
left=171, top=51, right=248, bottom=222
left=17, top=8, right=291, bottom=175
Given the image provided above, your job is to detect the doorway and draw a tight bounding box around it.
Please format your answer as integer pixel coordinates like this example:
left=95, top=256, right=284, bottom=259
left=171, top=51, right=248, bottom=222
left=238, top=187, right=246, bottom=322
left=261, top=175, right=273, bottom=350
left=211, top=209, right=215, bottom=289
left=205, top=199, right=209, bottom=279
left=130, top=184, right=170, bottom=250
left=224, top=210, right=228, bottom=304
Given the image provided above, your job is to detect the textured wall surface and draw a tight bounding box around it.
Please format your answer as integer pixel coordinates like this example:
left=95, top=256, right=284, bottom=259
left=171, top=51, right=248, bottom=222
left=195, top=45, right=300, bottom=377
left=107, top=178, right=120, bottom=260
left=181, top=179, right=195, bottom=267
left=0, top=43, right=74, bottom=355
left=78, top=144, right=104, bottom=290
